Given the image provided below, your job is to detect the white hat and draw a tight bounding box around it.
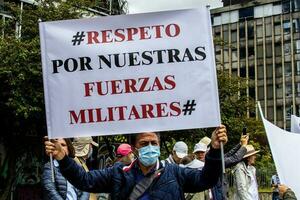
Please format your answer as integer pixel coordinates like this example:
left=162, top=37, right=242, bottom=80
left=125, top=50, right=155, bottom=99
left=243, top=145, right=260, bottom=158
left=73, top=137, right=99, bottom=157
left=193, top=142, right=207, bottom=153
left=173, top=141, right=188, bottom=159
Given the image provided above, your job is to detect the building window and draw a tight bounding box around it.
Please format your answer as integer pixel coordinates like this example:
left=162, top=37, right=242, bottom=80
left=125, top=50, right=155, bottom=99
left=256, top=25, right=263, bottom=38
left=266, top=43, right=273, bottom=58
left=258, top=86, right=264, bottom=100
left=286, top=84, right=292, bottom=97
left=248, top=47, right=254, bottom=57
left=284, top=43, right=291, bottom=55
left=267, top=85, right=274, bottom=99
left=267, top=65, right=273, bottom=78
left=257, top=44, right=263, bottom=58
left=283, top=20, right=290, bottom=33
left=249, top=66, right=255, bottom=79
left=285, top=62, right=292, bottom=76
left=274, top=22, right=281, bottom=35
left=276, top=84, right=283, bottom=98
left=296, top=61, right=300, bottom=75
left=275, top=43, right=282, bottom=57
left=239, top=7, right=254, bottom=20
left=297, top=82, right=300, bottom=96
left=293, top=18, right=300, bottom=32
left=239, top=24, right=245, bottom=39
left=286, top=106, right=292, bottom=119
left=276, top=64, right=282, bottom=78
left=265, top=23, right=272, bottom=37
left=231, top=30, right=237, bottom=42
left=232, top=49, right=238, bottom=61
left=268, top=106, right=274, bottom=121
left=277, top=106, right=283, bottom=121
left=282, top=0, right=291, bottom=13
left=240, top=67, right=246, bottom=78
left=258, top=65, right=264, bottom=79
left=223, top=30, right=229, bottom=42
left=248, top=25, right=254, bottom=39
left=240, top=47, right=246, bottom=59
left=295, top=40, right=300, bottom=54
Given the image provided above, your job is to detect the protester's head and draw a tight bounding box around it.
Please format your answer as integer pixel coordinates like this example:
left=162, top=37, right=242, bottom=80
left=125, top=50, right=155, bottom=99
left=57, top=138, right=75, bottom=158
left=130, top=132, right=160, bottom=167
left=193, top=142, right=207, bottom=162
left=243, top=145, right=259, bottom=165
left=73, top=137, right=99, bottom=159
left=180, top=154, right=194, bottom=166
left=116, top=143, right=134, bottom=165
left=172, top=141, right=188, bottom=164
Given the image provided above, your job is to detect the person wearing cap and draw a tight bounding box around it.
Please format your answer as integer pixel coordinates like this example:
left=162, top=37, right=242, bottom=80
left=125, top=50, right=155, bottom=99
left=193, top=142, right=208, bottom=162
left=72, top=137, right=99, bottom=200
left=44, top=125, right=228, bottom=200
left=115, top=143, right=134, bottom=165
left=164, top=141, right=188, bottom=164
left=233, top=144, right=260, bottom=200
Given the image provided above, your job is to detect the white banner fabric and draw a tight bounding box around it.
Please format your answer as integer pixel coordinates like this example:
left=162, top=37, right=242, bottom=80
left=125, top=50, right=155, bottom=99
left=291, top=114, right=300, bottom=133
left=39, top=8, right=221, bottom=138
left=259, top=104, right=300, bottom=198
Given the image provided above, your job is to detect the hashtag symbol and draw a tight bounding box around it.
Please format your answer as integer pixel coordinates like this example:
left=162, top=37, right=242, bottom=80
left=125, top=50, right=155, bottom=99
left=182, top=100, right=197, bottom=115
left=71, top=31, right=85, bottom=46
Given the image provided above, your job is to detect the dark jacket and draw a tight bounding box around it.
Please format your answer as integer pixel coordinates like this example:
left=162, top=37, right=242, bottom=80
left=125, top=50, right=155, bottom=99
left=282, top=189, right=297, bottom=200
left=58, top=148, right=222, bottom=200
left=42, top=161, right=90, bottom=200
left=211, top=144, right=247, bottom=200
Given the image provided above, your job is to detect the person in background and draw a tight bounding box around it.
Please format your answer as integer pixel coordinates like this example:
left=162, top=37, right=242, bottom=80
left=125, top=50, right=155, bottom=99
left=164, top=141, right=188, bottom=164
left=278, top=184, right=297, bottom=200
left=211, top=134, right=248, bottom=200
left=42, top=138, right=89, bottom=200
left=72, top=137, right=99, bottom=200
left=115, top=143, right=134, bottom=165
left=193, top=142, right=207, bottom=162
left=271, top=173, right=281, bottom=200
left=44, top=125, right=228, bottom=200
left=233, top=144, right=260, bottom=200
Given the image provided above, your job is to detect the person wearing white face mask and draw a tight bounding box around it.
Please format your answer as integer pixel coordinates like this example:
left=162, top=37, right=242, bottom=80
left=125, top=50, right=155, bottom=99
left=44, top=125, right=228, bottom=200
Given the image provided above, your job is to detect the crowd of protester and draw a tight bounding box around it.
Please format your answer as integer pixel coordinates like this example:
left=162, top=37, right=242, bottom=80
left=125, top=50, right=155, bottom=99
left=42, top=127, right=297, bottom=200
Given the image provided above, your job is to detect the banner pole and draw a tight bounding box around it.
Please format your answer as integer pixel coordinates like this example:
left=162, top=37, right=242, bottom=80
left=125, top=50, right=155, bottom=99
left=49, top=153, right=55, bottom=182
left=220, top=142, right=225, bottom=174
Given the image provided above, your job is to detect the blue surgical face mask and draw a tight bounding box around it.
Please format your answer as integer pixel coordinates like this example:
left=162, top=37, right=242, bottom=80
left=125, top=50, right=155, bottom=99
left=138, top=145, right=160, bottom=167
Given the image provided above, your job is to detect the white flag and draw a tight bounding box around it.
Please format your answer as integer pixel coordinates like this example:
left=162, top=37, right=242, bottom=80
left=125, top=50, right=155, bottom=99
left=258, top=103, right=300, bottom=198
left=291, top=115, right=300, bottom=133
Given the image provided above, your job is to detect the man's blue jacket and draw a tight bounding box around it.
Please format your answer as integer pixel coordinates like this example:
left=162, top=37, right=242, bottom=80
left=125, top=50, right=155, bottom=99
left=58, top=148, right=222, bottom=200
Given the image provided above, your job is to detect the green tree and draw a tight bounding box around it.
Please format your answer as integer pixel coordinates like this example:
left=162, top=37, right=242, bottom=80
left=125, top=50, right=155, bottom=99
left=0, top=1, right=125, bottom=198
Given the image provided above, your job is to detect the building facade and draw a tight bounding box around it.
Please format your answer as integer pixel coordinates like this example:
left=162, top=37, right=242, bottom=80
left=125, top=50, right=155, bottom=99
left=211, top=0, right=300, bottom=129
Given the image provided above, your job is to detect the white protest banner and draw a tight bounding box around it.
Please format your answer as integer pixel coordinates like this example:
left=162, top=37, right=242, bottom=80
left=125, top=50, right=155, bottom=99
left=258, top=103, right=300, bottom=198
left=291, top=114, right=300, bottom=133
left=39, top=8, right=221, bottom=139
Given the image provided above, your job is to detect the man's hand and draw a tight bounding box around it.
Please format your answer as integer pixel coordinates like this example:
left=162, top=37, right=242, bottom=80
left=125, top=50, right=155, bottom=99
left=44, top=136, right=66, bottom=160
left=240, top=135, right=249, bottom=146
left=211, top=124, right=228, bottom=149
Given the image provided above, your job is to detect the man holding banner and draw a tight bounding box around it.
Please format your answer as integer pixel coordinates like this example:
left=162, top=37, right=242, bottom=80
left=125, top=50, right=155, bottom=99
left=45, top=126, right=227, bottom=200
